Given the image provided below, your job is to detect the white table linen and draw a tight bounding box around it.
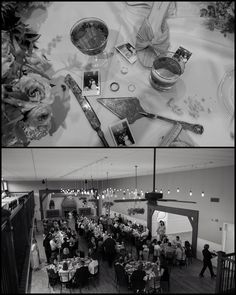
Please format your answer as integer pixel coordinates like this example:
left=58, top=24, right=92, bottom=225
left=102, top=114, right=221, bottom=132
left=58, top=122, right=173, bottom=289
left=24, top=2, right=234, bottom=146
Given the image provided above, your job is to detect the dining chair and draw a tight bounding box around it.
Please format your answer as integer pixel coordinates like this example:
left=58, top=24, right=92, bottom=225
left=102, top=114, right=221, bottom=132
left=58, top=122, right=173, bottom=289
left=114, top=263, right=129, bottom=293
left=88, top=264, right=100, bottom=288
left=59, top=272, right=72, bottom=293
left=47, top=268, right=59, bottom=290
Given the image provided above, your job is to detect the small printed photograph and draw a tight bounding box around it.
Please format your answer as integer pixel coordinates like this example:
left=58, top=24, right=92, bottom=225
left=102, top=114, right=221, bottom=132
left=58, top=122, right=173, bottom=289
left=116, top=42, right=137, bottom=64
left=173, top=46, right=192, bottom=63
left=109, top=118, right=136, bottom=147
left=82, top=70, right=101, bottom=96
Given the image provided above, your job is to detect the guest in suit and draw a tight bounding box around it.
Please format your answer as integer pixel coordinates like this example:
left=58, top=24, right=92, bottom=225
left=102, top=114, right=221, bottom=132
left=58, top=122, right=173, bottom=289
left=103, top=234, right=117, bottom=267
left=43, top=232, right=52, bottom=264
left=72, top=261, right=90, bottom=288
left=130, top=263, right=147, bottom=293
left=199, top=244, right=216, bottom=278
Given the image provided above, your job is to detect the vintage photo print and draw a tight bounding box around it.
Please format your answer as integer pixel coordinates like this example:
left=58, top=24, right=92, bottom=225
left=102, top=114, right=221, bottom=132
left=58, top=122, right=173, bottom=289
left=109, top=118, right=136, bottom=147
left=82, top=70, right=101, bottom=96
left=115, top=42, right=137, bottom=64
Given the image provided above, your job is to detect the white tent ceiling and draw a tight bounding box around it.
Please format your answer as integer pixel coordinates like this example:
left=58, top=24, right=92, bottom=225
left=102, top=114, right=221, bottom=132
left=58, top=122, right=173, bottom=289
left=1, top=148, right=234, bottom=181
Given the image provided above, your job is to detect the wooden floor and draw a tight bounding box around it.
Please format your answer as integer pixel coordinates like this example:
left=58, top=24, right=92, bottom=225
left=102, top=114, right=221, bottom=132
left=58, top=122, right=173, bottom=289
left=29, top=222, right=216, bottom=294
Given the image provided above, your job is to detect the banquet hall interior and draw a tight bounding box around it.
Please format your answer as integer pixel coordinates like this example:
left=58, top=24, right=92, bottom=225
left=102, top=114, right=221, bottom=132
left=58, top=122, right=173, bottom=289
left=1, top=148, right=235, bottom=294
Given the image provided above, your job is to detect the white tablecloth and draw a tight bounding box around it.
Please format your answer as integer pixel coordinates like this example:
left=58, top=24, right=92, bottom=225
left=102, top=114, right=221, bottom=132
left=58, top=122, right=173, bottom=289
left=24, top=2, right=234, bottom=146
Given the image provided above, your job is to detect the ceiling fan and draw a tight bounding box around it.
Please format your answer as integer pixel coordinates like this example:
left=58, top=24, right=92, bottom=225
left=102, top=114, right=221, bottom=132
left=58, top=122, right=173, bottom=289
left=114, top=148, right=197, bottom=204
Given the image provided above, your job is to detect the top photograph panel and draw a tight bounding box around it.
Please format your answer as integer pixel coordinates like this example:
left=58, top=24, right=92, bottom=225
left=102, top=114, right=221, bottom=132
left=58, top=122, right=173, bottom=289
left=2, top=2, right=234, bottom=147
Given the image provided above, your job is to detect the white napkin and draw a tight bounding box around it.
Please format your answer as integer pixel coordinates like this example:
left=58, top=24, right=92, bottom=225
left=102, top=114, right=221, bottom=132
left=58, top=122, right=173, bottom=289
left=135, top=2, right=176, bottom=67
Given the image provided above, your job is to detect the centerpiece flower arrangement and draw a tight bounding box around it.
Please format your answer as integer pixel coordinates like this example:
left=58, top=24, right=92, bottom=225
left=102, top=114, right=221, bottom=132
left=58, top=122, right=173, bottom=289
left=1, top=2, right=54, bottom=146
left=200, top=1, right=235, bottom=36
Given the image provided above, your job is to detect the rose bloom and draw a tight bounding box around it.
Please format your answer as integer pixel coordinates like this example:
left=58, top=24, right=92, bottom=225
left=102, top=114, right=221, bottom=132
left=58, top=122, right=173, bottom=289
left=13, top=73, right=54, bottom=104
left=25, top=104, right=53, bottom=127
left=2, top=31, right=15, bottom=77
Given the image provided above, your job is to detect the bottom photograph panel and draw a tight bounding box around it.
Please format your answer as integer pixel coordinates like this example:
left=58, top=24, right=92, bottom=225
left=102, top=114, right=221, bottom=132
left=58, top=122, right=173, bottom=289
left=1, top=148, right=235, bottom=294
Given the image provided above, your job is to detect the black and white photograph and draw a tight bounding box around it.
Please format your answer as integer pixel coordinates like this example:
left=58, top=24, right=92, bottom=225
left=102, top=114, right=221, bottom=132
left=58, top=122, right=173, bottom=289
left=82, top=70, right=101, bottom=96
left=0, top=0, right=235, bottom=294
left=109, top=119, right=136, bottom=147
left=1, top=1, right=234, bottom=147
left=1, top=148, right=235, bottom=293
left=116, top=42, right=137, bottom=64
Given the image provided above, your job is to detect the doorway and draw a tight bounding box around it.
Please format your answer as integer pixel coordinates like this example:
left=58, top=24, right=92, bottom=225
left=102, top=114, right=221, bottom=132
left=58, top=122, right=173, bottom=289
left=222, top=223, right=234, bottom=253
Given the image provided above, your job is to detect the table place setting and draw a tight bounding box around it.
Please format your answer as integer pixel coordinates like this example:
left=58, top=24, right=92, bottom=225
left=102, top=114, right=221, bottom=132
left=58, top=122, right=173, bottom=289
left=1, top=1, right=234, bottom=146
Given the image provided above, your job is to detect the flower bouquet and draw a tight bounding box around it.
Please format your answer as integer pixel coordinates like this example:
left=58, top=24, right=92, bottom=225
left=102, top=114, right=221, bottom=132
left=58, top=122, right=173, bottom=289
left=1, top=2, right=54, bottom=146
left=200, top=1, right=235, bottom=36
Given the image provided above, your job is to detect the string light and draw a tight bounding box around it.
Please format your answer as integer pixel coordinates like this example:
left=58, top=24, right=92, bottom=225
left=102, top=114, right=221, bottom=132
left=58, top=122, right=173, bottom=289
left=201, top=191, right=205, bottom=197
left=177, top=187, right=180, bottom=193
left=167, top=190, right=170, bottom=194
left=189, top=190, right=192, bottom=196
left=160, top=189, right=163, bottom=193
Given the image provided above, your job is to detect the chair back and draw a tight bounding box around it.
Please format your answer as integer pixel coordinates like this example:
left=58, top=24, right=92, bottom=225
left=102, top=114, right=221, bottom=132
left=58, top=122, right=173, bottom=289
left=59, top=271, right=70, bottom=283
left=94, top=264, right=99, bottom=275
left=114, top=264, right=128, bottom=286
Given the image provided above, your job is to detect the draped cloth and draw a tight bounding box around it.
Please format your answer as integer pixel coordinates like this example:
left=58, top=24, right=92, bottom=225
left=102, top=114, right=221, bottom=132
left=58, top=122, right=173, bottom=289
left=135, top=2, right=176, bottom=68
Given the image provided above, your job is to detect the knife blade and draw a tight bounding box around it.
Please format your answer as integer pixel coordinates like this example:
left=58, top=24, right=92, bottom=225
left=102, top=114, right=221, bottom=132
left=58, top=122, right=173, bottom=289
left=64, top=74, right=109, bottom=147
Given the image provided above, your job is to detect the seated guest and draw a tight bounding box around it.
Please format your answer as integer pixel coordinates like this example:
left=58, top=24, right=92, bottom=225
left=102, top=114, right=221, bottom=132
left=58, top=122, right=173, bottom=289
left=61, top=237, right=69, bottom=250
left=172, top=236, right=182, bottom=248
left=88, top=253, right=99, bottom=276
left=61, top=247, right=70, bottom=260
left=59, top=262, right=73, bottom=282
left=130, top=263, right=147, bottom=293
left=50, top=236, right=58, bottom=257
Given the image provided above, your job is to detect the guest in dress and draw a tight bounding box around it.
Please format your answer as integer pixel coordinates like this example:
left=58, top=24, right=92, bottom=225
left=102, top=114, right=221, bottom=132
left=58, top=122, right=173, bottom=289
left=156, top=220, right=166, bottom=242
left=30, top=238, right=41, bottom=271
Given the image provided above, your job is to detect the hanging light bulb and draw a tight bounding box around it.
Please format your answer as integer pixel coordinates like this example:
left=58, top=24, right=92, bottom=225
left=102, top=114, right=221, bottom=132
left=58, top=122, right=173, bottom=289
left=102, top=194, right=105, bottom=199
left=97, top=196, right=99, bottom=200
left=160, top=189, right=163, bottom=193
left=189, top=190, right=192, bottom=196
left=177, top=187, right=180, bottom=193
left=167, top=190, right=170, bottom=194
left=201, top=191, right=205, bottom=197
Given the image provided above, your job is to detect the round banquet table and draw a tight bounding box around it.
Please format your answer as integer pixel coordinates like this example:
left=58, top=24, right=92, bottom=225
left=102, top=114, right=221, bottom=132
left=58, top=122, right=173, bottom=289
left=57, top=257, right=92, bottom=275
left=23, top=2, right=234, bottom=146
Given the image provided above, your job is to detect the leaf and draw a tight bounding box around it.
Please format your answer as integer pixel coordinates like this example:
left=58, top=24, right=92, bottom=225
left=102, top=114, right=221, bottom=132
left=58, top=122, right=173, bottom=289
left=15, top=123, right=29, bottom=146
left=24, top=63, right=51, bottom=80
